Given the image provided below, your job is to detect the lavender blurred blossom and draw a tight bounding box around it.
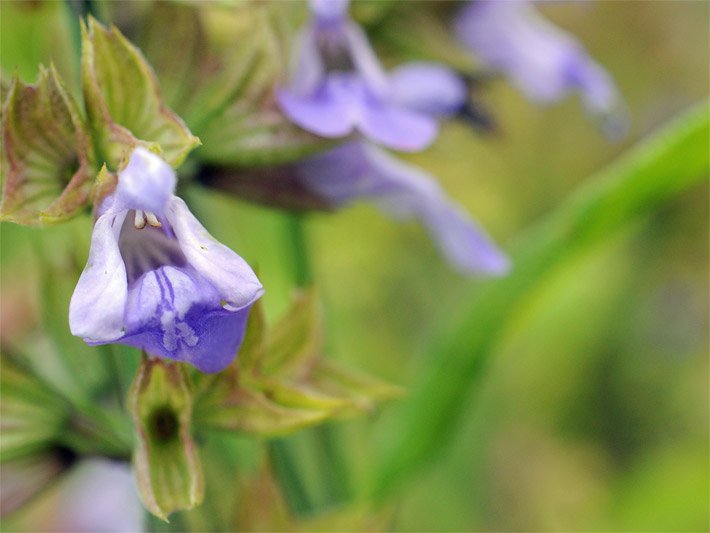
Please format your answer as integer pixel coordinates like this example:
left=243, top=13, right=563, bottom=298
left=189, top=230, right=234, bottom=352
left=455, top=0, right=628, bottom=137
left=296, top=141, right=509, bottom=275
left=69, top=148, right=263, bottom=373
left=44, top=459, right=144, bottom=532
left=277, top=0, right=467, bottom=151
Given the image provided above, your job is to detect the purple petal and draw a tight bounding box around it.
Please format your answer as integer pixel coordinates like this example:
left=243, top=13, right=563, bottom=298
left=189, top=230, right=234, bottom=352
left=69, top=212, right=128, bottom=343
left=341, top=21, right=389, bottom=97
left=300, top=142, right=509, bottom=275
left=276, top=84, right=354, bottom=138
left=120, top=265, right=250, bottom=373
left=114, top=147, right=176, bottom=215
left=290, top=25, right=326, bottom=95
left=166, top=197, right=264, bottom=311
left=123, top=266, right=216, bottom=335
left=358, top=98, right=439, bottom=152
left=49, top=459, right=143, bottom=533
left=455, top=0, right=621, bottom=106
left=309, top=0, right=350, bottom=24
left=566, top=57, right=629, bottom=138
left=420, top=203, right=510, bottom=275
left=278, top=74, right=437, bottom=151
left=121, top=307, right=251, bottom=373
left=389, top=62, right=468, bottom=117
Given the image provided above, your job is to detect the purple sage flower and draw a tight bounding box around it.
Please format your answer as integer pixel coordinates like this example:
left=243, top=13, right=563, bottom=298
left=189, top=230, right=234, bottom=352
left=455, top=0, right=627, bottom=137
left=295, top=141, right=509, bottom=275
left=69, top=148, right=263, bottom=373
left=276, top=0, right=467, bottom=151
left=46, top=459, right=144, bottom=533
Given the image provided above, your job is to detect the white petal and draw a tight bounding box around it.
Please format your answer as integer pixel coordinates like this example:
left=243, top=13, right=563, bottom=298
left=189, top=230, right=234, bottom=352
left=115, top=147, right=176, bottom=215
left=166, top=197, right=264, bottom=310
left=69, top=213, right=128, bottom=342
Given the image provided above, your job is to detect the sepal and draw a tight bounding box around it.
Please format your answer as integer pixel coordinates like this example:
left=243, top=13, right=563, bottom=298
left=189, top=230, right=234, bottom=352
left=136, top=3, right=329, bottom=167
left=129, top=355, right=204, bottom=521
left=0, top=67, right=93, bottom=225
left=81, top=17, right=200, bottom=169
left=193, top=289, right=401, bottom=437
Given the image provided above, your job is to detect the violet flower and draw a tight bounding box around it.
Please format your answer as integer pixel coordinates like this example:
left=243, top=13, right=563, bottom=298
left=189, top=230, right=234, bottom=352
left=455, top=0, right=627, bottom=137
left=295, top=141, right=509, bottom=275
left=69, top=148, right=263, bottom=373
left=46, top=459, right=144, bottom=533
left=277, top=0, right=467, bottom=151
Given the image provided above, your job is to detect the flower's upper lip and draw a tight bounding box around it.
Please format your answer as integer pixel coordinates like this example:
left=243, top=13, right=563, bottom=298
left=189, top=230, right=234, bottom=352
left=165, top=197, right=264, bottom=311
left=113, top=147, right=177, bottom=216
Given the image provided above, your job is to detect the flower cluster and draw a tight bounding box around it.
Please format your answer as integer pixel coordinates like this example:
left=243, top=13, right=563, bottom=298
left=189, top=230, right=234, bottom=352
left=276, top=0, right=509, bottom=277
left=60, top=0, right=624, bottom=373
left=277, top=0, right=466, bottom=151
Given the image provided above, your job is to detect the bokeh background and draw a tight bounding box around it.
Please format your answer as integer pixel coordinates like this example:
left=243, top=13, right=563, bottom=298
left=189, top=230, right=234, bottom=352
left=1, top=1, right=708, bottom=531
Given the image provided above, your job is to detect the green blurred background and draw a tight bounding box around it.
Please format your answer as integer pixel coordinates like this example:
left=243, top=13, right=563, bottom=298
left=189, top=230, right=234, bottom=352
left=1, top=1, right=708, bottom=531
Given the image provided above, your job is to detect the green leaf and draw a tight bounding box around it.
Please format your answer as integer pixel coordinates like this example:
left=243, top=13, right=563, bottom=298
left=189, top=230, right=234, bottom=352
left=235, top=297, right=267, bottom=374
left=193, top=289, right=400, bottom=437
left=194, top=381, right=331, bottom=437
left=81, top=17, right=199, bottom=168
left=129, top=356, right=204, bottom=521
left=374, top=7, right=475, bottom=71
left=176, top=4, right=329, bottom=166
left=262, top=288, right=322, bottom=376
left=196, top=102, right=331, bottom=167
left=254, top=378, right=353, bottom=413
left=133, top=2, right=204, bottom=117
left=308, top=359, right=404, bottom=414
left=0, top=66, right=93, bottom=225
left=373, top=102, right=710, bottom=499
left=0, top=353, right=69, bottom=462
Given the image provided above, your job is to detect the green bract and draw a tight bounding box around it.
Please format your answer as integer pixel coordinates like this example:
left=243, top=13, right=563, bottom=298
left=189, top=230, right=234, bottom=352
left=0, top=67, right=92, bottom=225
left=81, top=17, right=200, bottom=168
left=135, top=2, right=331, bottom=167
left=129, top=356, right=204, bottom=522
left=193, top=289, right=401, bottom=437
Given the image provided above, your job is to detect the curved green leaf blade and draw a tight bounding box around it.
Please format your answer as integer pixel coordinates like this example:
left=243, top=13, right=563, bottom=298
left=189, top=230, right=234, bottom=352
left=372, top=102, right=710, bottom=499
left=189, top=5, right=331, bottom=167
left=0, top=353, right=69, bottom=462
left=193, top=289, right=400, bottom=436
left=0, top=451, right=73, bottom=517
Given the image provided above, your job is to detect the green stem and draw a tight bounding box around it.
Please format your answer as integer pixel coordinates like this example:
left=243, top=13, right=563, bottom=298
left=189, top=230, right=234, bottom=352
left=283, top=212, right=313, bottom=287
left=314, top=423, right=350, bottom=505
left=267, top=214, right=314, bottom=515
left=64, top=0, right=83, bottom=70
left=275, top=213, right=351, bottom=511
left=268, top=439, right=312, bottom=516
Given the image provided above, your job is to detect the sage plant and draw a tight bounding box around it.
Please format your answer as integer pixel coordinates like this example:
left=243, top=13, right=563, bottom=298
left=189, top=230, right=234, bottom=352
left=11, top=2, right=703, bottom=532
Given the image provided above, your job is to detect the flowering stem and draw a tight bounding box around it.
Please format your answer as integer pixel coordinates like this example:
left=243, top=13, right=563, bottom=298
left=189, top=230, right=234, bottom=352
left=268, top=439, right=312, bottom=515
left=283, top=212, right=313, bottom=286
left=277, top=213, right=351, bottom=510
left=266, top=213, right=315, bottom=515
